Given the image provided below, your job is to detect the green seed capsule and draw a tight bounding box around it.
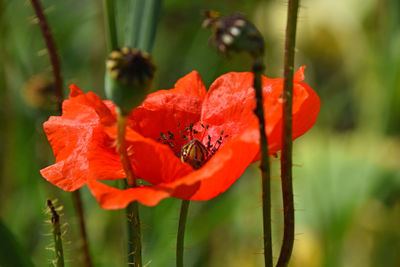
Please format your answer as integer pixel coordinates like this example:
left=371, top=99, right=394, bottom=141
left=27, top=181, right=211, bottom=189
left=105, top=47, right=156, bottom=115
left=181, top=139, right=209, bottom=170
left=203, top=11, right=265, bottom=58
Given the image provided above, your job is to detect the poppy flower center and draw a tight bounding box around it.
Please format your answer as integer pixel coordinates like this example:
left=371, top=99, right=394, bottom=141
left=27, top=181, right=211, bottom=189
left=158, top=122, right=229, bottom=170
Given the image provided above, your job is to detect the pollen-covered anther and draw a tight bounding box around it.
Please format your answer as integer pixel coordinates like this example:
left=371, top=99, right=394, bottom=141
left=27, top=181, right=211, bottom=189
left=158, top=122, right=229, bottom=170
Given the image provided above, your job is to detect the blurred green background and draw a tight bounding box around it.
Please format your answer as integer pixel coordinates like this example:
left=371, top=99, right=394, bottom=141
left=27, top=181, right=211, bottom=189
left=1, top=0, right=400, bottom=266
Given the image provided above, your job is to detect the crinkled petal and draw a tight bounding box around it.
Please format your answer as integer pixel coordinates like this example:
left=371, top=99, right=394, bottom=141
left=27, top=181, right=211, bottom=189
left=40, top=86, right=124, bottom=191
left=102, top=125, right=193, bottom=185
left=69, top=84, right=116, bottom=125
left=87, top=180, right=171, bottom=208
left=125, top=129, right=193, bottom=184
left=261, top=66, right=321, bottom=153
left=41, top=68, right=320, bottom=209
left=128, top=72, right=206, bottom=153
left=202, top=67, right=320, bottom=155
left=171, top=70, right=207, bottom=98
left=166, top=124, right=259, bottom=200
left=200, top=72, right=256, bottom=142
left=88, top=125, right=259, bottom=208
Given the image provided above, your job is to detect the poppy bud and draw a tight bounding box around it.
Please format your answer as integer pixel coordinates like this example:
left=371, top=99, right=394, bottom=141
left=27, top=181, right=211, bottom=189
left=203, top=11, right=264, bottom=58
left=105, top=47, right=155, bottom=115
left=23, top=75, right=57, bottom=110
left=181, top=139, right=209, bottom=170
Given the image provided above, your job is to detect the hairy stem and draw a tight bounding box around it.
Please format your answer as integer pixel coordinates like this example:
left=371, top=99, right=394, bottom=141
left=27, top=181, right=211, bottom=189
left=30, top=1, right=92, bottom=266
left=253, top=58, right=273, bottom=267
left=176, top=200, right=190, bottom=267
left=29, top=0, right=63, bottom=112
left=117, top=113, right=137, bottom=187
left=116, top=111, right=142, bottom=267
left=47, top=200, right=64, bottom=267
left=72, top=191, right=93, bottom=267
left=276, top=0, right=299, bottom=266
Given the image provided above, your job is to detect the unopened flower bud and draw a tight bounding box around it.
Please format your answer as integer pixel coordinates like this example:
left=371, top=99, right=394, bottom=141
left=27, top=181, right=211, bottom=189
left=203, top=11, right=264, bottom=58
left=106, top=47, right=155, bottom=115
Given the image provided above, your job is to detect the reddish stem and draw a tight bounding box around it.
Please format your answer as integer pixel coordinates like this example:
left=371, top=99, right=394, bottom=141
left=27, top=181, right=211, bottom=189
left=253, top=58, right=273, bottom=267
left=30, top=1, right=93, bottom=266
left=29, top=0, right=63, bottom=113
left=277, top=0, right=299, bottom=266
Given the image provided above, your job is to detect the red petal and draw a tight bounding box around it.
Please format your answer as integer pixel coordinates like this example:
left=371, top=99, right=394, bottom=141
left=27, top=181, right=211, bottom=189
left=167, top=124, right=260, bottom=200
left=69, top=84, right=115, bottom=125
left=87, top=125, right=259, bottom=207
left=200, top=72, right=257, bottom=142
left=171, top=70, right=207, bottom=98
left=124, top=129, right=193, bottom=185
left=87, top=179, right=171, bottom=208
left=262, top=66, right=321, bottom=153
left=40, top=86, right=124, bottom=191
left=128, top=71, right=206, bottom=152
left=201, top=67, right=320, bottom=155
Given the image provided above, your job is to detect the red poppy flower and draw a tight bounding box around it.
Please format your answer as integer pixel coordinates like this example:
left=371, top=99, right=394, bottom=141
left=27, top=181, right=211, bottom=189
left=40, top=67, right=320, bottom=209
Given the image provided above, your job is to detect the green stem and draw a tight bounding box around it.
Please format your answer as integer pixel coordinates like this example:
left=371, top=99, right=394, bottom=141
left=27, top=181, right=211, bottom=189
left=47, top=200, right=64, bottom=267
left=127, top=201, right=142, bottom=267
left=137, top=0, right=163, bottom=53
left=176, top=200, right=190, bottom=267
left=103, top=0, right=118, bottom=51
left=117, top=111, right=142, bottom=267
left=117, top=113, right=137, bottom=188
left=276, top=0, right=299, bottom=266
left=252, top=58, right=273, bottom=267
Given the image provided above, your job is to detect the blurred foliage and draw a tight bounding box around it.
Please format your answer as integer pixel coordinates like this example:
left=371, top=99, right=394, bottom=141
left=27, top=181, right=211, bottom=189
left=1, top=0, right=400, bottom=266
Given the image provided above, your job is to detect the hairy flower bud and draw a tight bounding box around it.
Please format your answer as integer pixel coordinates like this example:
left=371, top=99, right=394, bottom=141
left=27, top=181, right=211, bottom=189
left=106, top=47, right=155, bottom=115
left=203, top=11, right=264, bottom=58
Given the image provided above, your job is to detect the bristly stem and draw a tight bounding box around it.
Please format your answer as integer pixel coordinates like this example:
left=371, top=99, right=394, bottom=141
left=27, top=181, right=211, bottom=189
left=103, top=0, right=118, bottom=51
left=104, top=0, right=143, bottom=263
left=29, top=0, right=63, bottom=113
left=176, top=200, right=190, bottom=267
left=47, top=200, right=64, bottom=267
left=30, top=1, right=92, bottom=266
left=116, top=111, right=142, bottom=267
left=252, top=58, right=273, bottom=267
left=276, top=0, right=299, bottom=266
left=117, top=113, right=137, bottom=188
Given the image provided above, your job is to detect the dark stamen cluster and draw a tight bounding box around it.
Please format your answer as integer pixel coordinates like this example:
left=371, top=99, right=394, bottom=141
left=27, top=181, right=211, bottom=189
left=158, top=122, right=230, bottom=167
left=158, top=131, right=175, bottom=148
left=206, top=130, right=229, bottom=156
